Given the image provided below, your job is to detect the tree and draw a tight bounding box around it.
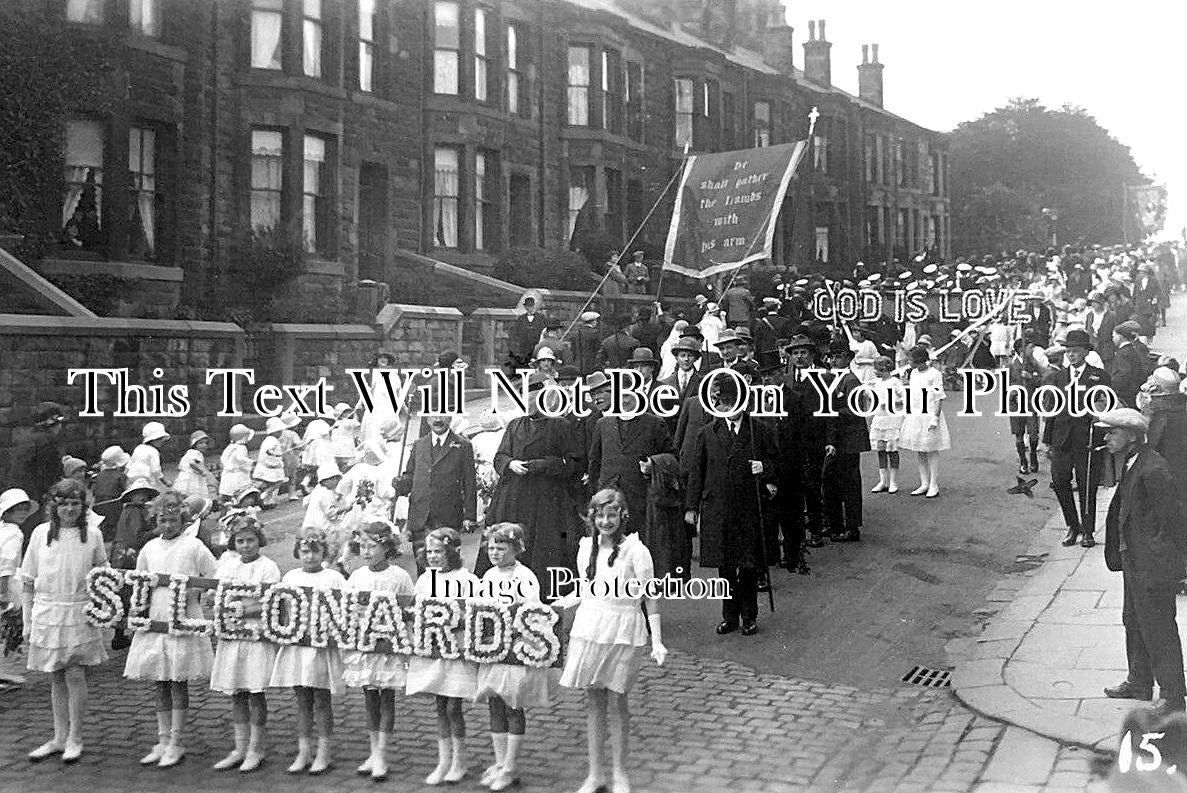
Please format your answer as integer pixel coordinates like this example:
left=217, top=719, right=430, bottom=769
left=948, top=98, right=1145, bottom=255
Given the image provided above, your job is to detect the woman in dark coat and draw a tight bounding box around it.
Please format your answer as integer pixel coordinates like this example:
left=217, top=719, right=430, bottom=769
left=480, top=380, right=579, bottom=593
left=1140, top=367, right=1187, bottom=492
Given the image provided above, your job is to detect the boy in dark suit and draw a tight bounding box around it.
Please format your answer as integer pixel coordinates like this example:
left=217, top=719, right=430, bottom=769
left=821, top=339, right=871, bottom=542
left=393, top=415, right=477, bottom=574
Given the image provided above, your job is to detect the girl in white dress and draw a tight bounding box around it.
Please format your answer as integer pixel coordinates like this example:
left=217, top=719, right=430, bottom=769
left=868, top=356, right=906, bottom=494
left=408, top=527, right=480, bottom=785
left=344, top=520, right=415, bottom=781
left=219, top=424, right=255, bottom=505
left=555, top=488, right=667, bottom=793
left=898, top=345, right=952, bottom=498
left=475, top=523, right=554, bottom=791
left=330, top=403, right=361, bottom=472
left=270, top=531, right=345, bottom=775
left=173, top=430, right=215, bottom=500
left=208, top=514, right=280, bottom=773
left=0, top=489, right=37, bottom=686
left=252, top=418, right=288, bottom=508
left=20, top=479, right=110, bottom=764
left=124, top=490, right=218, bottom=768
left=298, top=419, right=333, bottom=494
left=846, top=325, right=879, bottom=383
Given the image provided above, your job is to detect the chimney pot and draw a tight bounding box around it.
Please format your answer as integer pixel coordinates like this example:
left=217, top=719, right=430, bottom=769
left=862, top=44, right=869, bottom=64
left=857, top=42, right=884, bottom=107
left=808, top=20, right=815, bottom=40
left=872, top=43, right=879, bottom=63
left=818, top=19, right=826, bottom=40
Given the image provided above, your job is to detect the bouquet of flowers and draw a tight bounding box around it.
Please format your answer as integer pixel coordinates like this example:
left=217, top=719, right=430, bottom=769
left=0, top=604, right=22, bottom=657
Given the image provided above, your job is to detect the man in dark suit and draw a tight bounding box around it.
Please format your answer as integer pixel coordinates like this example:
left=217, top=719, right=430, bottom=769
left=751, top=301, right=786, bottom=373
left=1110, top=320, right=1150, bottom=408
left=685, top=375, right=778, bottom=636
left=587, top=397, right=671, bottom=530
left=508, top=297, right=546, bottom=369
left=821, top=339, right=871, bottom=542
left=1100, top=408, right=1187, bottom=715
left=1041, top=328, right=1111, bottom=548
left=393, top=414, right=477, bottom=574
left=782, top=334, right=828, bottom=550
left=570, top=311, right=602, bottom=375
left=595, top=314, right=640, bottom=370
left=1085, top=291, right=1116, bottom=371
left=659, top=337, right=704, bottom=433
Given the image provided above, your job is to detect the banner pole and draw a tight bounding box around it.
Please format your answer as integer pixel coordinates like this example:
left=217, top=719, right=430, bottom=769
left=559, top=147, right=692, bottom=345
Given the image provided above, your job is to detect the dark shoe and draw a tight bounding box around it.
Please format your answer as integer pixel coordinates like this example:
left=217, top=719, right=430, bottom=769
left=1029, top=455, right=1040, bottom=472
left=1018, top=462, right=1030, bottom=475
left=833, top=529, right=861, bottom=542
left=806, top=532, right=827, bottom=548
left=715, top=621, right=738, bottom=635
left=740, top=621, right=758, bottom=636
left=1104, top=681, right=1153, bottom=700
left=1080, top=533, right=1096, bottom=548
left=1061, top=529, right=1081, bottom=547
left=756, top=574, right=771, bottom=594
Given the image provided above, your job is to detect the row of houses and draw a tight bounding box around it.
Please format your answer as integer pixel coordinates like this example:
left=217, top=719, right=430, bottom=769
left=24, top=0, right=950, bottom=314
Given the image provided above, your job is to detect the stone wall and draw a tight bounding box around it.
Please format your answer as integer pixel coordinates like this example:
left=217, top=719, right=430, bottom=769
left=0, top=314, right=245, bottom=476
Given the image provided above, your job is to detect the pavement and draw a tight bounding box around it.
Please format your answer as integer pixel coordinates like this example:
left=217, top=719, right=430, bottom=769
left=953, top=293, right=1187, bottom=757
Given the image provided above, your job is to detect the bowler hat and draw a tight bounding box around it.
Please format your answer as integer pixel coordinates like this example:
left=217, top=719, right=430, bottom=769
left=730, top=360, right=760, bottom=379
left=1063, top=329, right=1093, bottom=350
left=1094, top=408, right=1149, bottom=434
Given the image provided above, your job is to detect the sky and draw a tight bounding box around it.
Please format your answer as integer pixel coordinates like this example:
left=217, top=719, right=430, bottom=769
left=786, top=0, right=1187, bottom=239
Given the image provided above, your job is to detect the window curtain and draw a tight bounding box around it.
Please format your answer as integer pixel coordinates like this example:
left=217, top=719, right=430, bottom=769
left=434, top=149, right=458, bottom=248
left=251, top=130, right=283, bottom=231
left=251, top=3, right=283, bottom=69
left=62, top=121, right=104, bottom=231
left=568, top=184, right=589, bottom=244
left=67, top=0, right=104, bottom=24
left=129, top=0, right=159, bottom=36
left=303, top=136, right=326, bottom=252
left=129, top=127, right=156, bottom=256
left=303, top=0, right=322, bottom=77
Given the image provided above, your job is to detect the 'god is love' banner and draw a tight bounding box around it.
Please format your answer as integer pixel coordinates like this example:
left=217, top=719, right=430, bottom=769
left=85, top=568, right=564, bottom=668
left=662, top=141, right=807, bottom=279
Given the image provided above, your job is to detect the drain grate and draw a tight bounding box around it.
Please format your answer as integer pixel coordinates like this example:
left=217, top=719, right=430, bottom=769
left=901, top=666, right=952, bottom=688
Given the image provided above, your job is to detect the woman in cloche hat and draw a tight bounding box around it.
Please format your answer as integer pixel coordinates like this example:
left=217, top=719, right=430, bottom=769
left=252, top=417, right=288, bottom=509
left=126, top=421, right=171, bottom=492
left=174, top=431, right=216, bottom=502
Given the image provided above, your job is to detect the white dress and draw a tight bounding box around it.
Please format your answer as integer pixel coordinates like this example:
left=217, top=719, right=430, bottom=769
left=898, top=366, right=952, bottom=453
left=849, top=338, right=879, bottom=383
left=560, top=534, right=653, bottom=695
left=219, top=443, right=254, bottom=498
left=337, top=462, right=395, bottom=533
left=209, top=553, right=281, bottom=694
left=124, top=535, right=217, bottom=681
left=269, top=567, right=346, bottom=694
left=173, top=448, right=211, bottom=500
left=126, top=443, right=168, bottom=490
left=474, top=563, right=556, bottom=709
left=343, top=564, right=415, bottom=689
left=405, top=568, right=479, bottom=698
left=0, top=521, right=27, bottom=681
left=868, top=375, right=906, bottom=447
left=252, top=435, right=287, bottom=484
left=20, top=522, right=109, bottom=672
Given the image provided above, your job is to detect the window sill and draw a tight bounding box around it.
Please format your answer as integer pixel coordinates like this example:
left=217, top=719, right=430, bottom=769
left=38, top=258, right=183, bottom=282
left=124, top=34, right=186, bottom=62
left=560, top=127, right=648, bottom=152
left=303, top=258, right=345, bottom=277
left=234, top=70, right=349, bottom=102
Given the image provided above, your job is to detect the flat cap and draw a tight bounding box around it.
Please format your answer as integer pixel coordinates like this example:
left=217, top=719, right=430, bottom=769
left=1094, top=408, right=1149, bottom=434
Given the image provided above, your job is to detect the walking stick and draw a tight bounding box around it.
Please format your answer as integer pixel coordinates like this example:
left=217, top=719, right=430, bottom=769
left=746, top=411, right=776, bottom=613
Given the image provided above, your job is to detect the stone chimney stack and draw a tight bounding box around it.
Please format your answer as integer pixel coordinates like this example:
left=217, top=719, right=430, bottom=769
left=802, top=19, right=831, bottom=86
left=760, top=15, right=795, bottom=75
left=857, top=42, right=884, bottom=107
